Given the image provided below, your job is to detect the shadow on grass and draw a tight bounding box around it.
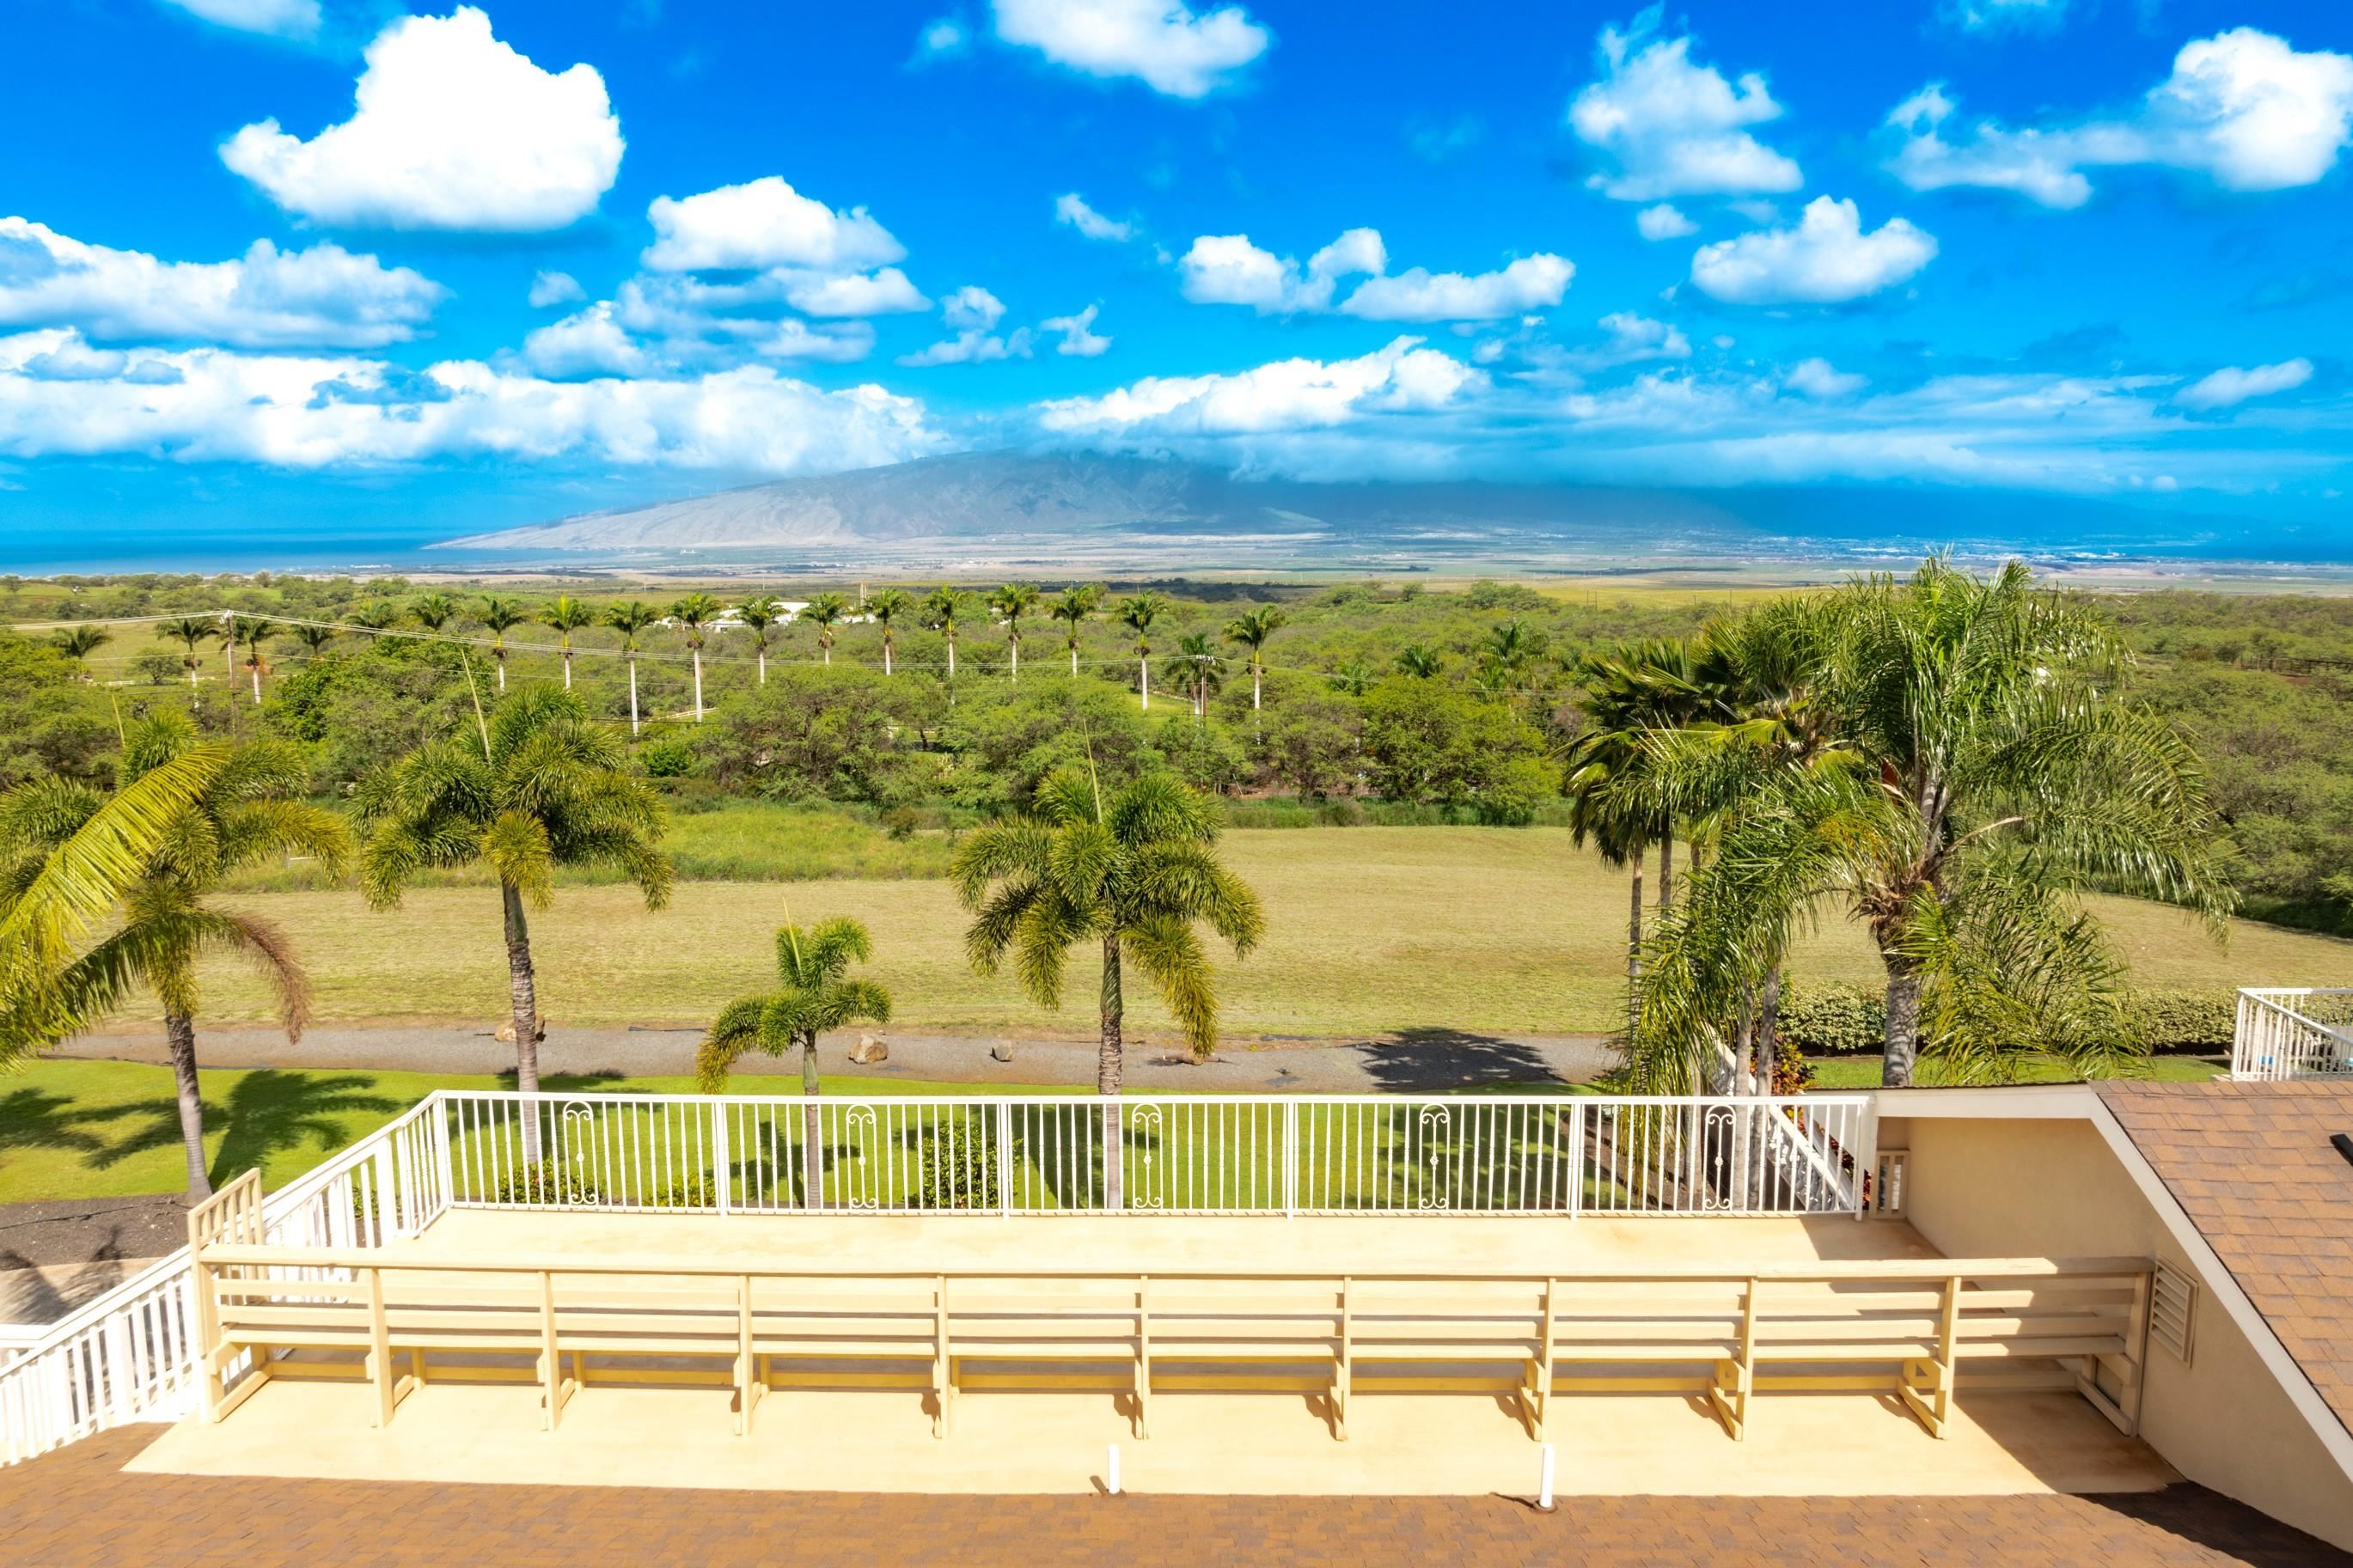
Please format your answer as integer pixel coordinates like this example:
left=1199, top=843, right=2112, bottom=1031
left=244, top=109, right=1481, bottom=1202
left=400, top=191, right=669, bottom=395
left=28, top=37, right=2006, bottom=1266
left=1354, top=1028, right=1562, bottom=1092
left=86, top=1071, right=402, bottom=1189
left=0, top=1088, right=119, bottom=1165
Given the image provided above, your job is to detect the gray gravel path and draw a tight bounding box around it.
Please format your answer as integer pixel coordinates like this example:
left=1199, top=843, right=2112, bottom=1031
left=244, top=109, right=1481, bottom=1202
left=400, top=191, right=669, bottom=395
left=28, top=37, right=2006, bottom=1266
left=57, top=1024, right=1617, bottom=1094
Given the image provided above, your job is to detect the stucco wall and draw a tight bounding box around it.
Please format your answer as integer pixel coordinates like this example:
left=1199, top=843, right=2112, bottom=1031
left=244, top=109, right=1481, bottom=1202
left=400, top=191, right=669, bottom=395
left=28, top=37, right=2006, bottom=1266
left=1888, top=1113, right=2353, bottom=1553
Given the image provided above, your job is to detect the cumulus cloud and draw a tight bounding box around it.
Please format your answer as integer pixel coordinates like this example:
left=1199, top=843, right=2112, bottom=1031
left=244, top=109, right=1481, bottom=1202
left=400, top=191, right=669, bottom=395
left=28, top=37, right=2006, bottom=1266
left=1784, top=357, right=1867, bottom=398
left=1941, top=0, right=2068, bottom=33
left=1054, top=192, right=1134, bottom=242
left=643, top=176, right=904, bottom=273
left=1177, top=232, right=1359, bottom=312
left=993, top=0, right=1271, bottom=99
left=219, top=8, right=624, bottom=231
left=528, top=271, right=586, bottom=309
left=756, top=320, right=877, bottom=363
left=1180, top=229, right=1570, bottom=321
left=779, top=267, right=929, bottom=317
left=1036, top=336, right=1481, bottom=436
left=1042, top=303, right=1111, bottom=357
left=0, top=328, right=938, bottom=473
left=898, top=285, right=1035, bottom=366
left=912, top=15, right=969, bottom=60
left=0, top=217, right=442, bottom=349
left=159, top=0, right=320, bottom=38
left=2174, top=357, right=2313, bottom=409
left=1341, top=256, right=1574, bottom=323
left=1886, top=30, right=2353, bottom=208
left=1635, top=204, right=1698, bottom=241
left=519, top=302, right=647, bottom=380
left=1580, top=311, right=1691, bottom=369
left=1568, top=18, right=1803, bottom=201
left=1690, top=198, right=1937, bottom=306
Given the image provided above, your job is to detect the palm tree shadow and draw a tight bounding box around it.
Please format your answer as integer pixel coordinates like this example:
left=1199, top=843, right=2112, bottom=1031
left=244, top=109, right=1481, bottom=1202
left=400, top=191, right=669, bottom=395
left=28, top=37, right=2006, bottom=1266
left=1354, top=1028, right=1561, bottom=1092
left=0, top=1088, right=119, bottom=1164
left=86, top=1071, right=402, bottom=1188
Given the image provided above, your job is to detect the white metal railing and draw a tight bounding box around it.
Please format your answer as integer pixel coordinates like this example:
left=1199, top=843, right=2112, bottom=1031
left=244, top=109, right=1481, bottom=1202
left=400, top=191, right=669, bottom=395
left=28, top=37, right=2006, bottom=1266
left=0, top=1095, right=446, bottom=1467
left=437, top=1091, right=1873, bottom=1221
left=2233, top=987, right=2353, bottom=1080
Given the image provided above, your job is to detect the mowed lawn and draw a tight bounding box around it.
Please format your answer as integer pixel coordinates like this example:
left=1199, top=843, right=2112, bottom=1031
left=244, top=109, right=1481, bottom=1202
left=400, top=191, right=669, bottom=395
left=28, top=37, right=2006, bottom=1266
left=112, top=827, right=2353, bottom=1039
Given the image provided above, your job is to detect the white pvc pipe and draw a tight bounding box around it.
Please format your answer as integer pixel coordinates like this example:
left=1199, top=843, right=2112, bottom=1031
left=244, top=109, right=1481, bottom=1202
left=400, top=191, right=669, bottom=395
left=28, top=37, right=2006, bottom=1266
left=1537, top=1443, right=1555, bottom=1510
left=1107, top=1443, right=1121, bottom=1496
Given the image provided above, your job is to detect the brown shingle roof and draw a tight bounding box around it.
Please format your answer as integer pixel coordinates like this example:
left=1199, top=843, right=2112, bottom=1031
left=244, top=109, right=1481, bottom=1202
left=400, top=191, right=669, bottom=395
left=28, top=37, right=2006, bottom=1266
left=2097, top=1078, right=2353, bottom=1440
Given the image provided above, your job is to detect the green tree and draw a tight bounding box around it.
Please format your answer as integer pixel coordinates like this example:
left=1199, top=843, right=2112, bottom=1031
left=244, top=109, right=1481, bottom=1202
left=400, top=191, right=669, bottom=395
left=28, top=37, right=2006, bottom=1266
left=952, top=767, right=1262, bottom=1206
left=1326, top=659, right=1374, bottom=697
left=866, top=588, right=912, bottom=675
left=409, top=593, right=459, bottom=632
left=603, top=601, right=660, bottom=734
left=1394, top=644, right=1443, bottom=679
left=1223, top=606, right=1285, bottom=711
left=356, top=685, right=671, bottom=1157
left=347, top=600, right=402, bottom=631
left=698, top=912, right=891, bottom=1198
left=0, top=712, right=348, bottom=1198
left=52, top=625, right=112, bottom=683
left=1051, top=583, right=1102, bottom=676
left=670, top=591, right=724, bottom=720
left=541, top=596, right=597, bottom=691
left=478, top=596, right=530, bottom=692
left=156, top=616, right=214, bottom=693
left=735, top=596, right=781, bottom=686
left=289, top=622, right=338, bottom=662
left=1170, top=631, right=1225, bottom=720
left=229, top=616, right=277, bottom=703
left=923, top=586, right=968, bottom=692
left=989, top=583, right=1041, bottom=682
left=1117, top=592, right=1170, bottom=711
left=802, top=592, right=849, bottom=667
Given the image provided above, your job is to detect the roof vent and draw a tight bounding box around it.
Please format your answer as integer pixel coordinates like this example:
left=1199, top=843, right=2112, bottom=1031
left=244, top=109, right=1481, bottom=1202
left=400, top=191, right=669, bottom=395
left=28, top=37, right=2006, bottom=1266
left=2332, top=1132, right=2353, bottom=1168
left=2149, top=1260, right=2197, bottom=1365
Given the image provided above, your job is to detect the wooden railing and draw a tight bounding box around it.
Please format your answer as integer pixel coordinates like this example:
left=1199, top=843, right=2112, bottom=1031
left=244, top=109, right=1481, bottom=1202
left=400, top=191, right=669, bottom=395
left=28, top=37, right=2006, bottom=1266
left=191, top=1243, right=2151, bottom=1446
left=2234, top=988, right=2353, bottom=1080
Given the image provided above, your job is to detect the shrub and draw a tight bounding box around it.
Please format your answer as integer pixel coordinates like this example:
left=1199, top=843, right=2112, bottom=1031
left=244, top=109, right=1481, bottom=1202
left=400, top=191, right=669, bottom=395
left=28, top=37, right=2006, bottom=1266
left=485, top=1162, right=719, bottom=1208
left=1775, top=984, right=1884, bottom=1055
left=916, top=1117, right=1012, bottom=1210
left=2123, top=990, right=2235, bottom=1052
left=639, top=736, right=700, bottom=778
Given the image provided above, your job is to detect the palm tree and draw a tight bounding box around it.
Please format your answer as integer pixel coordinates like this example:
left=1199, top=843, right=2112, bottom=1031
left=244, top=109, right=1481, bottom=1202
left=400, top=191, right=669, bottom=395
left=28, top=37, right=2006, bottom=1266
left=952, top=768, right=1262, bottom=1207
left=698, top=912, right=891, bottom=1199
left=289, top=622, right=338, bottom=662
left=1050, top=584, right=1101, bottom=676
left=865, top=588, right=912, bottom=674
left=670, top=591, right=724, bottom=720
left=1326, top=660, right=1374, bottom=697
left=541, top=596, right=597, bottom=690
left=1223, top=606, right=1285, bottom=711
left=801, top=592, right=849, bottom=666
left=156, top=616, right=212, bottom=692
left=1117, top=592, right=1170, bottom=711
left=52, top=625, right=111, bottom=682
left=922, top=587, right=967, bottom=692
left=603, top=601, right=660, bottom=735
left=229, top=616, right=277, bottom=703
left=348, top=599, right=402, bottom=631
left=1629, top=559, right=2233, bottom=1090
left=356, top=684, right=671, bottom=1159
left=989, top=583, right=1041, bottom=682
left=409, top=593, right=459, bottom=632
left=0, top=712, right=348, bottom=1199
left=1170, top=631, right=1225, bottom=720
left=1395, top=644, right=1443, bottom=679
left=478, top=596, right=530, bottom=692
left=735, top=596, right=780, bottom=686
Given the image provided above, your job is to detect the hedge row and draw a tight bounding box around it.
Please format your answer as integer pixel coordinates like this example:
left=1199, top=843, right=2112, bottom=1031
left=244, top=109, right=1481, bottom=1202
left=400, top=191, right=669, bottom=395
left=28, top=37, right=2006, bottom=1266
left=1774, top=984, right=2235, bottom=1055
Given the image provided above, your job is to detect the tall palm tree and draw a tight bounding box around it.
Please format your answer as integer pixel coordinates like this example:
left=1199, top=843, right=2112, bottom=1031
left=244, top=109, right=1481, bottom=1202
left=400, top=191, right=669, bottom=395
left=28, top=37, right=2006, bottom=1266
left=409, top=593, right=459, bottom=632
left=1326, top=660, right=1374, bottom=697
left=1395, top=644, right=1443, bottom=679
left=156, top=616, right=213, bottom=693
left=603, top=601, right=660, bottom=734
left=541, top=596, right=597, bottom=690
left=1117, top=592, right=1170, bottom=711
left=670, top=591, right=724, bottom=720
left=735, top=596, right=780, bottom=686
left=357, top=684, right=671, bottom=1159
left=989, top=583, right=1041, bottom=682
left=923, top=587, right=967, bottom=699
left=1050, top=583, right=1101, bottom=676
left=0, top=712, right=348, bottom=1199
left=698, top=912, right=891, bottom=1199
left=1223, top=606, right=1285, bottom=711
left=952, top=768, right=1261, bottom=1207
left=229, top=616, right=277, bottom=703
left=1629, top=559, right=2234, bottom=1090
left=52, top=625, right=111, bottom=682
left=289, top=622, right=338, bottom=662
left=347, top=599, right=402, bottom=631
left=478, top=595, right=530, bottom=692
left=801, top=592, right=849, bottom=666
left=865, top=588, right=912, bottom=675
left=1170, top=631, right=1225, bottom=720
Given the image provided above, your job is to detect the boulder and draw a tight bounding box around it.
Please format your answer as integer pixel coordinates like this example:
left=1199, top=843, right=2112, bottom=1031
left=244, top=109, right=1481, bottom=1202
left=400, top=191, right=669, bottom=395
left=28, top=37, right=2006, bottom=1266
left=848, top=1033, right=889, bottom=1065
left=989, top=1042, right=1014, bottom=1063
left=494, top=1014, right=547, bottom=1044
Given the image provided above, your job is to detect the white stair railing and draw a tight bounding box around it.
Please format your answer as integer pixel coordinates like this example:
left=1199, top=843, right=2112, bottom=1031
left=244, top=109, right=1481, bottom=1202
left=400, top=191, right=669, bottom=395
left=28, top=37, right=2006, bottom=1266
left=2234, top=988, right=2353, bottom=1080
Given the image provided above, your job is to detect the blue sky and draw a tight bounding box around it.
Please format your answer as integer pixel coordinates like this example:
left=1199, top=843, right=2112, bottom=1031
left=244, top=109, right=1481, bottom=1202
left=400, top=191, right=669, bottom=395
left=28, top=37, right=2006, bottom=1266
left=2, top=0, right=2350, bottom=549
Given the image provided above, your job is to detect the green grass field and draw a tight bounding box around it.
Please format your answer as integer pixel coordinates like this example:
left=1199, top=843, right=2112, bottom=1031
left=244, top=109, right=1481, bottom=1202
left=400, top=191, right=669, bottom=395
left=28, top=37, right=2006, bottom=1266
left=139, top=826, right=2353, bottom=1038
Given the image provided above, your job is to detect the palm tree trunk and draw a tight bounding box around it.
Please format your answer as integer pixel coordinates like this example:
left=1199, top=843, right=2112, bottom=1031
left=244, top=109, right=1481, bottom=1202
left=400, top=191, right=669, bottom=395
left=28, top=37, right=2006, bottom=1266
left=165, top=1010, right=211, bottom=1202
left=757, top=645, right=767, bottom=685
left=883, top=636, right=893, bottom=676
left=1010, top=638, right=1019, bottom=682
left=802, top=1036, right=824, bottom=1205
left=1099, top=932, right=1124, bottom=1211
left=1658, top=834, right=1673, bottom=914
left=691, top=649, right=704, bottom=720
left=496, top=656, right=507, bottom=692
left=502, top=879, right=545, bottom=1162
left=1070, top=643, right=1079, bottom=676
left=249, top=667, right=261, bottom=704
left=1757, top=966, right=1782, bottom=1091
left=1252, top=661, right=1262, bottom=711
left=626, top=655, right=640, bottom=735
left=561, top=650, right=573, bottom=690
left=1625, top=851, right=1645, bottom=1038
left=1139, top=656, right=1150, bottom=711
left=1881, top=957, right=1922, bottom=1088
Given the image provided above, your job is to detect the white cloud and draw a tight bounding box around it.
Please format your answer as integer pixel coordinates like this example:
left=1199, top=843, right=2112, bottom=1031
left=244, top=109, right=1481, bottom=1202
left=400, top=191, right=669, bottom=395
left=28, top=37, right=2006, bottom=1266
left=1783, top=357, right=1867, bottom=398
left=1635, top=203, right=1697, bottom=241
left=2174, top=357, right=2313, bottom=410
left=1568, top=21, right=1803, bottom=201
left=1581, top=311, right=1690, bottom=369
left=779, top=267, right=929, bottom=317
left=1886, top=30, right=2353, bottom=208
left=1042, top=303, right=1111, bottom=357
left=756, top=320, right=877, bottom=363
left=1177, top=233, right=1355, bottom=312
left=519, top=302, right=647, bottom=380
left=159, top=0, right=319, bottom=38
left=1054, top=192, right=1134, bottom=242
left=898, top=286, right=1034, bottom=366
left=1690, top=197, right=1937, bottom=306
left=943, top=285, right=1006, bottom=332
left=0, top=329, right=938, bottom=473
left=914, top=15, right=969, bottom=59
left=219, top=8, right=624, bottom=231
left=1341, top=255, right=1574, bottom=323
left=993, top=0, right=1271, bottom=99
left=0, top=217, right=442, bottom=349
left=1037, top=336, right=1481, bottom=436
left=528, top=271, right=585, bottom=309
left=643, top=176, right=904, bottom=273
left=1942, top=0, right=2068, bottom=34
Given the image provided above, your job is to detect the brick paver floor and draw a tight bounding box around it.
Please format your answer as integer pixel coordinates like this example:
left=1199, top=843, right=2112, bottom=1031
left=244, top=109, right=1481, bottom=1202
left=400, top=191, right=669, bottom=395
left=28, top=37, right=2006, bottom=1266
left=3, top=1426, right=2344, bottom=1567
